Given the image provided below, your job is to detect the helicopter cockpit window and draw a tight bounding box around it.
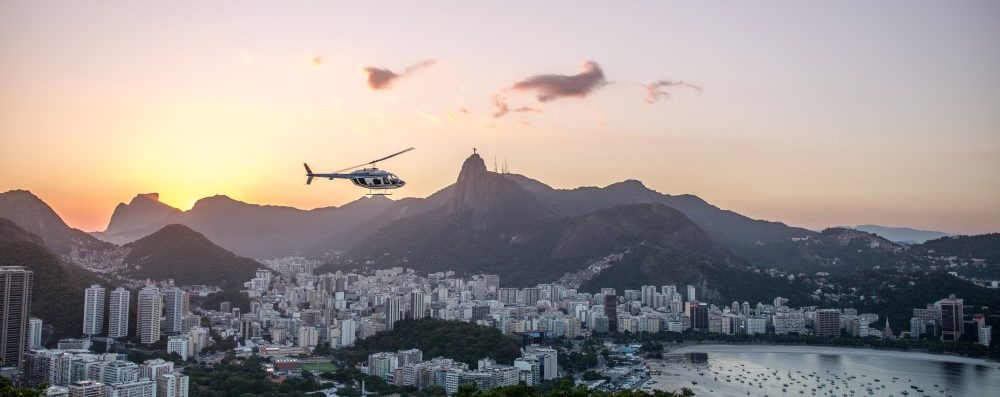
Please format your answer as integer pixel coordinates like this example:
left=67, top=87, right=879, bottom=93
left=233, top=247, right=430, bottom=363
left=382, top=177, right=390, bottom=184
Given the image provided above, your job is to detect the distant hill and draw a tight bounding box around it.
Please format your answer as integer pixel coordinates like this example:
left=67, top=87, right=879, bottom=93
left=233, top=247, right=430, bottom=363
left=913, top=233, right=1000, bottom=263
left=93, top=193, right=397, bottom=259
left=736, top=227, right=910, bottom=273
left=122, top=224, right=260, bottom=290
left=0, top=219, right=111, bottom=342
left=0, top=190, right=114, bottom=255
left=853, top=224, right=949, bottom=244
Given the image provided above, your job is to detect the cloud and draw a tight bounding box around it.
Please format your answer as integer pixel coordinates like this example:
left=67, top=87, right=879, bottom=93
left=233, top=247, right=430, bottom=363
left=643, top=80, right=701, bottom=103
left=491, top=94, right=540, bottom=118
left=363, top=59, right=436, bottom=90
left=510, top=60, right=607, bottom=102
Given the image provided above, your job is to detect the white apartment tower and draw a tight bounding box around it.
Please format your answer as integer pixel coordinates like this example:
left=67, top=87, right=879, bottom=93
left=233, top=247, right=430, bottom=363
left=108, top=287, right=131, bottom=338
left=82, top=284, right=106, bottom=336
left=162, top=288, right=189, bottom=335
left=28, top=318, right=43, bottom=349
left=409, top=291, right=427, bottom=320
left=138, top=285, right=163, bottom=344
left=340, top=318, right=357, bottom=347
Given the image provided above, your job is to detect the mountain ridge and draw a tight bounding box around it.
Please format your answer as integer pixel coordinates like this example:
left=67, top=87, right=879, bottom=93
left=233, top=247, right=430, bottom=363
left=853, top=224, right=950, bottom=244
left=0, top=190, right=114, bottom=256
left=122, top=224, right=261, bottom=291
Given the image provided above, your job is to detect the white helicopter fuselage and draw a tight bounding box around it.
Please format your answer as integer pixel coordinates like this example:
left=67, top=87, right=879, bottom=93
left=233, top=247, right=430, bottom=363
left=344, top=168, right=405, bottom=189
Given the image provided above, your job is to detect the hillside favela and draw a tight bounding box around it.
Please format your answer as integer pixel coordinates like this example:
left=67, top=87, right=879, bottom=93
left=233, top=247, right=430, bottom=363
left=1, top=2, right=999, bottom=397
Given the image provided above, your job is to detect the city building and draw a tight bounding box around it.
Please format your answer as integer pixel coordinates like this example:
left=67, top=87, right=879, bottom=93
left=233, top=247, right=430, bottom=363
left=689, top=302, right=708, bottom=331
left=166, top=337, right=189, bottom=361
left=68, top=380, right=105, bottom=397
left=29, top=317, right=43, bottom=349
left=384, top=297, right=402, bottom=330
left=108, top=288, right=130, bottom=339
left=936, top=294, right=964, bottom=341
left=603, top=294, right=618, bottom=333
left=157, top=373, right=189, bottom=397
left=340, top=319, right=357, bottom=347
left=0, top=266, right=33, bottom=368
left=83, top=285, right=106, bottom=336
left=815, top=309, right=841, bottom=337
left=137, top=286, right=163, bottom=345
left=162, top=288, right=189, bottom=335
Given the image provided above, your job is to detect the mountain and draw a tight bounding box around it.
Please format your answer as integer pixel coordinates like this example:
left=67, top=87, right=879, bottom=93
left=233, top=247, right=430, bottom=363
left=0, top=219, right=111, bottom=342
left=0, top=217, right=45, bottom=245
left=95, top=193, right=183, bottom=244
left=349, top=154, right=758, bottom=290
left=0, top=190, right=114, bottom=255
left=501, top=174, right=815, bottom=250
left=121, top=224, right=261, bottom=290
left=853, top=224, right=950, bottom=244
left=913, top=233, right=1000, bottom=264
left=349, top=154, right=572, bottom=285
left=737, top=227, right=909, bottom=273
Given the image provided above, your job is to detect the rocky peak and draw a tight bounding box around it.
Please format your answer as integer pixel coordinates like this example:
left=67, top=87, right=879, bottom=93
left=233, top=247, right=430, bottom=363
left=104, top=193, right=181, bottom=236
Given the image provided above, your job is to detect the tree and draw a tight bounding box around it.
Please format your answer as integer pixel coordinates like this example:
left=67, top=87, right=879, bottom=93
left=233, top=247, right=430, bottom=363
left=0, top=378, right=46, bottom=397
left=426, top=385, right=447, bottom=397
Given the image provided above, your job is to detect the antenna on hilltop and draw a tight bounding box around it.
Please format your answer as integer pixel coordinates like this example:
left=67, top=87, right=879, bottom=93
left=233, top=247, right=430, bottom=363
left=494, top=156, right=498, bottom=173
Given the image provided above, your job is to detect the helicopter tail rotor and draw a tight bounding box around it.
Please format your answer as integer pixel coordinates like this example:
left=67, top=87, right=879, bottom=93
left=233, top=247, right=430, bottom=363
left=304, top=163, right=315, bottom=185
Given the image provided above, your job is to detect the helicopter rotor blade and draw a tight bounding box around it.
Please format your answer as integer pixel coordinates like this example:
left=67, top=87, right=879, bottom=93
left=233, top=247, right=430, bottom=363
left=334, top=147, right=415, bottom=173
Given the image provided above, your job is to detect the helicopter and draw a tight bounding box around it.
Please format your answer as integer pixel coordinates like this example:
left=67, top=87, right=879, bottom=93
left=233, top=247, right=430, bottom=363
left=303, top=147, right=414, bottom=195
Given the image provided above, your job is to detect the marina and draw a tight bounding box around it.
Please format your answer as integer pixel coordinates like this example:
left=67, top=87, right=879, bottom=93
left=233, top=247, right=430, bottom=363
left=642, top=345, right=1000, bottom=397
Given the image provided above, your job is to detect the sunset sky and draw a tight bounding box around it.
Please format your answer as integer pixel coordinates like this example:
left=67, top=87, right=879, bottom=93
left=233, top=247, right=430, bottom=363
left=1, top=1, right=998, bottom=234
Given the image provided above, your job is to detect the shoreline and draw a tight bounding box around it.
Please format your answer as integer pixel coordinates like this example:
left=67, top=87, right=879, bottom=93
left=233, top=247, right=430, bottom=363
left=665, top=343, right=1000, bottom=368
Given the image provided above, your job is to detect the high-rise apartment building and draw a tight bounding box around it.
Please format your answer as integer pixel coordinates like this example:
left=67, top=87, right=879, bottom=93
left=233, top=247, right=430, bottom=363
left=0, top=266, right=32, bottom=368
left=384, top=297, right=401, bottom=330
left=162, top=288, right=189, bottom=335
left=83, top=284, right=105, bottom=336
left=602, top=294, right=618, bottom=333
left=409, top=291, right=426, bottom=320
left=815, top=309, right=841, bottom=337
left=138, top=286, right=163, bottom=344
left=936, top=294, right=964, bottom=341
left=28, top=318, right=43, bottom=349
left=108, top=287, right=131, bottom=338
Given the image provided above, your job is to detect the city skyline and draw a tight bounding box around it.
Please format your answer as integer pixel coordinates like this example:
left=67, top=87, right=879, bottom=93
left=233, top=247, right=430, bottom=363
left=2, top=1, right=999, bottom=234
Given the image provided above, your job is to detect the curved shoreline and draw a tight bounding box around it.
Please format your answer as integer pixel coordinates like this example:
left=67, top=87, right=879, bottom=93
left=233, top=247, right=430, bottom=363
left=666, top=343, right=1000, bottom=368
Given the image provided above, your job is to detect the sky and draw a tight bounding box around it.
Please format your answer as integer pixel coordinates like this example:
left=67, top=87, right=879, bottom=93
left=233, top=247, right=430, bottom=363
left=1, top=1, right=998, bottom=234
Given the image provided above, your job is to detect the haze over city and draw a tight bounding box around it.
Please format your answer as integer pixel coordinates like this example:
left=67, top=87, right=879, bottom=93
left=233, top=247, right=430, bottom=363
left=2, top=0, right=999, bottom=234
